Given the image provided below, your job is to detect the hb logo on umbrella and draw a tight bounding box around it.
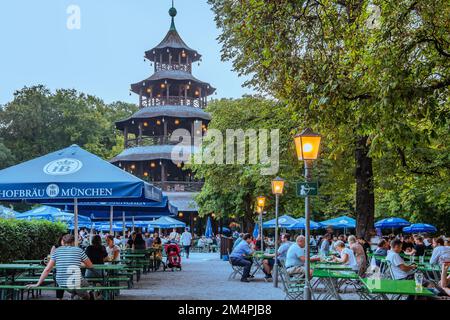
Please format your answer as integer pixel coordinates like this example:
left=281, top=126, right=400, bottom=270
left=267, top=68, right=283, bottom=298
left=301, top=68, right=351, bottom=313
left=46, top=184, right=60, bottom=198
left=43, top=158, right=83, bottom=176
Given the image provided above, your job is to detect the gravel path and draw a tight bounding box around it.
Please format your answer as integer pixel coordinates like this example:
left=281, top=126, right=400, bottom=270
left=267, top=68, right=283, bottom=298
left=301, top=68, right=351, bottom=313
left=120, top=252, right=286, bottom=300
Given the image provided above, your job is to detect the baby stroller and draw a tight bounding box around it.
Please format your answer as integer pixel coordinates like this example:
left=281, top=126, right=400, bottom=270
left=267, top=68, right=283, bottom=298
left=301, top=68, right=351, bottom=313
left=163, top=242, right=182, bottom=271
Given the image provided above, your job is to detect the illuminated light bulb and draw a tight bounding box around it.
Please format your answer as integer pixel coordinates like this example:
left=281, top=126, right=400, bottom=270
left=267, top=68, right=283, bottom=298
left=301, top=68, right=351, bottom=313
left=303, top=143, right=313, bottom=153
left=156, top=120, right=161, bottom=125
left=146, top=88, right=152, bottom=93
left=143, top=172, right=149, bottom=177
left=143, top=122, right=148, bottom=127
left=131, top=164, right=136, bottom=170
left=175, top=119, right=180, bottom=125
left=150, top=162, right=156, bottom=168
left=161, top=83, right=166, bottom=89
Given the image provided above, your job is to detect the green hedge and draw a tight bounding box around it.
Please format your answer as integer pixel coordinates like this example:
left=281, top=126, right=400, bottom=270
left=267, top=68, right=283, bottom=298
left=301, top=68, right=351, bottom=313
left=0, top=219, right=68, bottom=262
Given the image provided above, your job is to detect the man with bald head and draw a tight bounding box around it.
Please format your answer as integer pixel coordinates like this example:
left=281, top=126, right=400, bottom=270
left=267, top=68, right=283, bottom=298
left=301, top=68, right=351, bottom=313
left=285, top=235, right=320, bottom=275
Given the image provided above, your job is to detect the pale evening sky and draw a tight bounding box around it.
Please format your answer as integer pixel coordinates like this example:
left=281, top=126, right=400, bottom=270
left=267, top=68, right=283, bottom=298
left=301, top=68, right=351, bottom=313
left=0, top=0, right=254, bottom=105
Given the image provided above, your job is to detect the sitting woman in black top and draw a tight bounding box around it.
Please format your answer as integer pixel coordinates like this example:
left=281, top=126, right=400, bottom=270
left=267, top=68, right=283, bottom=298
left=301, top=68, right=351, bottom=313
left=133, top=233, right=147, bottom=250
left=85, top=235, right=107, bottom=278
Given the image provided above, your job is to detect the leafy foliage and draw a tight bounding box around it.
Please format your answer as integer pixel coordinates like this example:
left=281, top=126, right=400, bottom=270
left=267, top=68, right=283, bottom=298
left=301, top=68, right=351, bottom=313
left=0, top=219, right=67, bottom=262
left=207, top=0, right=450, bottom=235
left=0, top=85, right=137, bottom=163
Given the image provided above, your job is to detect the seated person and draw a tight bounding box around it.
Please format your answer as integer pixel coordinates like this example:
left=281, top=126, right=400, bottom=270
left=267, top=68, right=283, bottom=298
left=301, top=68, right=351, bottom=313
left=430, top=237, right=450, bottom=266
left=371, top=239, right=389, bottom=267
left=439, top=263, right=450, bottom=296
left=386, top=239, right=417, bottom=280
left=261, top=233, right=293, bottom=280
left=285, top=235, right=319, bottom=276
left=84, top=235, right=107, bottom=278
left=229, top=233, right=254, bottom=283
left=232, top=233, right=244, bottom=250
left=319, top=233, right=332, bottom=257
left=410, top=236, right=426, bottom=257
left=332, top=240, right=359, bottom=272
left=402, top=235, right=415, bottom=254
left=28, top=234, right=94, bottom=300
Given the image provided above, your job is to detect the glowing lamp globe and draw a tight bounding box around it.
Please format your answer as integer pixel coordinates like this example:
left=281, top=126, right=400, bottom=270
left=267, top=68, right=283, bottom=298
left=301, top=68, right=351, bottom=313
left=294, top=128, right=322, bottom=161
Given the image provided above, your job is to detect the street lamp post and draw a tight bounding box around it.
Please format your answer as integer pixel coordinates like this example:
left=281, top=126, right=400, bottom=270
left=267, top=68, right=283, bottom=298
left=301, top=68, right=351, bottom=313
left=256, top=196, right=266, bottom=251
left=271, top=177, right=285, bottom=288
left=294, top=128, right=322, bottom=300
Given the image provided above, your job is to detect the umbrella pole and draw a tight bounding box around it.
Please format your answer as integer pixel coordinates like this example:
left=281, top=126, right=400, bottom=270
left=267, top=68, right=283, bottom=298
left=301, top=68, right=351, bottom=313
left=132, top=216, right=135, bottom=232
left=109, top=206, right=113, bottom=235
left=74, top=198, right=79, bottom=246
left=122, top=211, right=126, bottom=245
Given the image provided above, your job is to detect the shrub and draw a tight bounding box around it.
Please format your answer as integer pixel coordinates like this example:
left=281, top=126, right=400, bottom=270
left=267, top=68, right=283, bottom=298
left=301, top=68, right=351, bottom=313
left=0, top=219, right=68, bottom=262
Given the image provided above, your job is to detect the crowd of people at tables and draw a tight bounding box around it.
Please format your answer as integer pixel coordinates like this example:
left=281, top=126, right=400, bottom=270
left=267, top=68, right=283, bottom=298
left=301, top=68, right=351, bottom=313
left=25, top=227, right=210, bottom=300
left=229, top=228, right=450, bottom=298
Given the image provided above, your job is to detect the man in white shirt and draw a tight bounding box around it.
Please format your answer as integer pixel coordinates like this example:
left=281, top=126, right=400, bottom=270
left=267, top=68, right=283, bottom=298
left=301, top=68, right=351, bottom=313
left=386, top=239, right=417, bottom=280
left=180, top=228, right=193, bottom=258
left=169, top=228, right=180, bottom=242
left=430, top=237, right=450, bottom=266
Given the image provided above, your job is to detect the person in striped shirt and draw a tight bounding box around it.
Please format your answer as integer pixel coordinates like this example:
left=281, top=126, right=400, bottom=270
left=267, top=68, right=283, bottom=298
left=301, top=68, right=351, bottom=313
left=28, top=234, right=94, bottom=300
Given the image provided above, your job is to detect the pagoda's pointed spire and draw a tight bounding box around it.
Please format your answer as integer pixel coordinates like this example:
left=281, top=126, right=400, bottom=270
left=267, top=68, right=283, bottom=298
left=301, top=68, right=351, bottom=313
left=169, top=0, right=177, bottom=31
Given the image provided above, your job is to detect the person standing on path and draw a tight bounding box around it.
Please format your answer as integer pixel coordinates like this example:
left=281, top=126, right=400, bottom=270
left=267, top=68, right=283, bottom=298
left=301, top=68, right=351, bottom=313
left=181, top=228, right=193, bottom=258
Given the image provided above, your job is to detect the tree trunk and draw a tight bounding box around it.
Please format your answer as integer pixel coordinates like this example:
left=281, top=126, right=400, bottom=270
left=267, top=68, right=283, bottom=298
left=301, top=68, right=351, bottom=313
left=355, top=136, right=375, bottom=240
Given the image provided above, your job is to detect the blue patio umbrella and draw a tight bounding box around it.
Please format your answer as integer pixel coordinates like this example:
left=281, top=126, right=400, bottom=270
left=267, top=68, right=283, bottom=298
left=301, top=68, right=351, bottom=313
left=0, top=145, right=164, bottom=239
left=403, top=223, right=437, bottom=234
left=0, top=205, right=18, bottom=218
left=15, top=206, right=91, bottom=226
left=16, top=206, right=92, bottom=230
left=53, top=196, right=177, bottom=220
left=287, top=218, right=322, bottom=230
left=94, top=223, right=123, bottom=233
left=320, top=216, right=356, bottom=229
left=0, top=145, right=162, bottom=203
left=263, top=215, right=298, bottom=229
left=219, top=227, right=231, bottom=234
left=205, top=216, right=213, bottom=238
left=148, top=216, right=186, bottom=229
left=375, top=217, right=410, bottom=229
left=252, top=223, right=259, bottom=238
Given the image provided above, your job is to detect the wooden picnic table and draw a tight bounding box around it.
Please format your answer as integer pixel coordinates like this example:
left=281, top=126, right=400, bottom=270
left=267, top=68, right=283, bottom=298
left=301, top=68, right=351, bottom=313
left=360, top=278, right=435, bottom=300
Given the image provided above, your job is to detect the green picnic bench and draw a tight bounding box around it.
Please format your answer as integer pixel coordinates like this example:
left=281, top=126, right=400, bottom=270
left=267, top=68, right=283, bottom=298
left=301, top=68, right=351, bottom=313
left=0, top=285, right=127, bottom=300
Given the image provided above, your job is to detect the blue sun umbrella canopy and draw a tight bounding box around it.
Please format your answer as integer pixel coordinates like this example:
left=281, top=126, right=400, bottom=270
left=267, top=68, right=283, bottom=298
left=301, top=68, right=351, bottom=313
left=0, top=205, right=18, bottom=218
left=48, top=195, right=177, bottom=220
left=253, top=223, right=259, bottom=238
left=263, top=215, right=299, bottom=229
left=15, top=205, right=91, bottom=226
left=0, top=145, right=162, bottom=203
left=205, top=216, right=213, bottom=238
left=148, top=216, right=186, bottom=229
left=94, top=223, right=123, bottom=232
left=375, top=217, right=410, bottom=229
left=287, top=218, right=322, bottom=230
left=116, top=221, right=152, bottom=228
left=320, top=216, right=356, bottom=229
left=403, top=223, right=437, bottom=234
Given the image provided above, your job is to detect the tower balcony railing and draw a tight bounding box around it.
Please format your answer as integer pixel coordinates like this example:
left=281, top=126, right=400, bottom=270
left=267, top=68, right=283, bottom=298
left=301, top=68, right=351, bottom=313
left=145, top=96, right=206, bottom=108
left=126, top=135, right=193, bottom=148
left=151, top=181, right=204, bottom=192
left=155, top=62, right=192, bottom=73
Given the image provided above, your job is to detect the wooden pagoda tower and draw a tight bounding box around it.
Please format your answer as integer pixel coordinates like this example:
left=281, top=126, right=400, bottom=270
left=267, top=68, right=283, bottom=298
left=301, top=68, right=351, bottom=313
left=111, top=3, right=215, bottom=232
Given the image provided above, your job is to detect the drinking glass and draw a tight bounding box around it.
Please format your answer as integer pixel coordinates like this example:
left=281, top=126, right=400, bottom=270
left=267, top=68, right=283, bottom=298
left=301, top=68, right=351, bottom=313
left=414, top=272, right=423, bottom=291
left=419, top=256, right=424, bottom=264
